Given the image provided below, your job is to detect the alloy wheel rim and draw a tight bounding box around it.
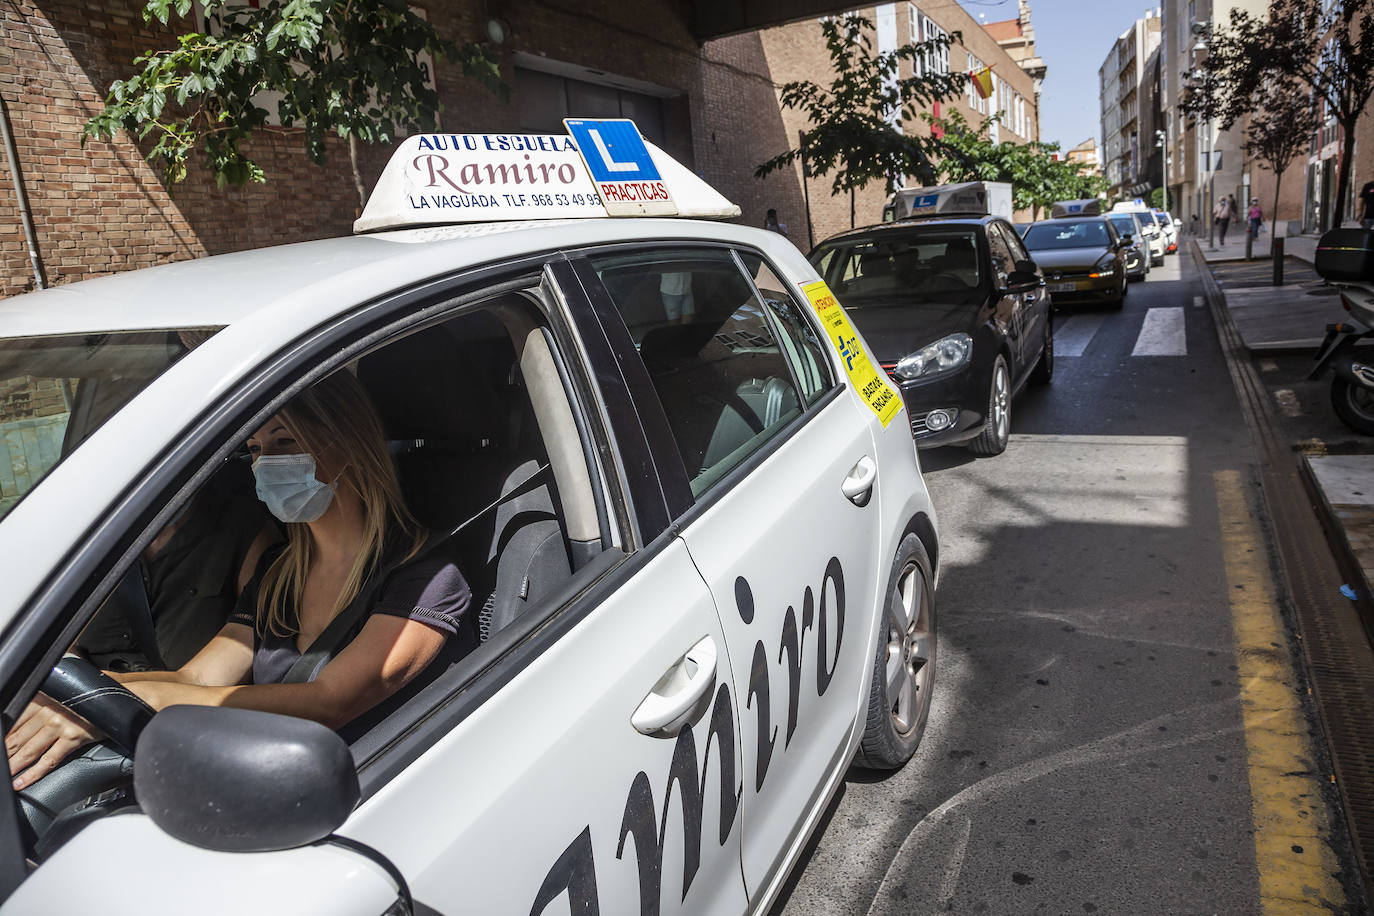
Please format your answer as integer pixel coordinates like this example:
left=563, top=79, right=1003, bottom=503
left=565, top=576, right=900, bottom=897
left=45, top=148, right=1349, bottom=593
left=994, top=364, right=1010, bottom=442
left=885, top=561, right=931, bottom=733
left=1349, top=385, right=1374, bottom=421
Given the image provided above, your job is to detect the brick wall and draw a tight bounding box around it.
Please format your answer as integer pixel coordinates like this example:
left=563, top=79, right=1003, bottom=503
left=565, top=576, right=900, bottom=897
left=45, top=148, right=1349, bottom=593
left=0, top=0, right=818, bottom=297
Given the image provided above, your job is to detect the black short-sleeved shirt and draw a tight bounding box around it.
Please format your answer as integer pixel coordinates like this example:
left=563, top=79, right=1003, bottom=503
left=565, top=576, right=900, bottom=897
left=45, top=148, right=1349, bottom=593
left=228, top=554, right=471, bottom=685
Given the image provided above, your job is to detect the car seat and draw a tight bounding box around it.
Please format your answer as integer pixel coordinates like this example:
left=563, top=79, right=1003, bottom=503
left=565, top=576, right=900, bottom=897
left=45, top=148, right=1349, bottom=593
left=355, top=313, right=573, bottom=644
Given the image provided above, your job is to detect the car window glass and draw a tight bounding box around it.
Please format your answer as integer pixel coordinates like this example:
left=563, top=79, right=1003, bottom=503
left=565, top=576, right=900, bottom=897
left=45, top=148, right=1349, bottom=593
left=0, top=329, right=218, bottom=522
left=588, top=248, right=804, bottom=498
left=987, top=227, right=1015, bottom=281
left=999, top=223, right=1032, bottom=263
left=1023, top=220, right=1111, bottom=250
left=811, top=229, right=985, bottom=307
left=738, top=254, right=835, bottom=406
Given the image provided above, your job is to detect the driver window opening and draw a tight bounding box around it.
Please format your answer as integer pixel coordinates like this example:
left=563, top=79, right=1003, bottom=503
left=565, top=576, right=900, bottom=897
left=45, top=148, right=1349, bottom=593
left=9, top=290, right=611, bottom=861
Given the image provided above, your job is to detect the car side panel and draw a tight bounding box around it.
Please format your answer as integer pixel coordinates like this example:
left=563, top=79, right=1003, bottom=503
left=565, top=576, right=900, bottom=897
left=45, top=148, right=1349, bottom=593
left=339, top=541, right=748, bottom=916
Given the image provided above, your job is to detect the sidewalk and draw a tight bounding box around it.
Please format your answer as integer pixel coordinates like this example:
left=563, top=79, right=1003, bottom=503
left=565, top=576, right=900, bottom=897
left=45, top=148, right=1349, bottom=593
left=1306, top=455, right=1374, bottom=617
left=1201, top=242, right=1344, bottom=351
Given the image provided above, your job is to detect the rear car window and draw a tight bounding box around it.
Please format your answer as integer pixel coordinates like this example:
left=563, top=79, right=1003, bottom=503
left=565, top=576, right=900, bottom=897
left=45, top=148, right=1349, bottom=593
left=0, top=330, right=217, bottom=521
left=589, top=248, right=804, bottom=497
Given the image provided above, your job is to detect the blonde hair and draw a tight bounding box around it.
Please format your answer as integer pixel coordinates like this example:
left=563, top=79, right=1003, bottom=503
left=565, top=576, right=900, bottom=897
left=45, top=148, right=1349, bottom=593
left=256, top=371, right=424, bottom=637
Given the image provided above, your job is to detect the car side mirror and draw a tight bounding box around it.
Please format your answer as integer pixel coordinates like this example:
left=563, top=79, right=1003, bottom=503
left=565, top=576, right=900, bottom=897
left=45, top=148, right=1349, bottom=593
left=1014, top=258, right=1037, bottom=275
left=135, top=705, right=360, bottom=853
left=1003, top=268, right=1040, bottom=292
left=1120, top=234, right=1134, bottom=246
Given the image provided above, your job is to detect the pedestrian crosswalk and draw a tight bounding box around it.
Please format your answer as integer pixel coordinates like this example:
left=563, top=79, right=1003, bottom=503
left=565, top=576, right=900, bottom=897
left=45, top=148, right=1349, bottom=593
left=1056, top=306, right=1189, bottom=359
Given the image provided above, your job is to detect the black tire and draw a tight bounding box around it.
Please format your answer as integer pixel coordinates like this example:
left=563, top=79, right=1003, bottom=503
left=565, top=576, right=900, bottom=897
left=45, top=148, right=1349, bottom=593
left=1331, top=377, right=1374, bottom=435
left=968, top=356, right=1011, bottom=457
left=854, top=533, right=936, bottom=771
left=1030, top=311, right=1053, bottom=385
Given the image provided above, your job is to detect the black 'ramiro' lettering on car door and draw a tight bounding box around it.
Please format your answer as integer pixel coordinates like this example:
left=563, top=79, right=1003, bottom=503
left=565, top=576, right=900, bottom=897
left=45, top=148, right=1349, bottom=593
left=530, top=557, right=845, bottom=916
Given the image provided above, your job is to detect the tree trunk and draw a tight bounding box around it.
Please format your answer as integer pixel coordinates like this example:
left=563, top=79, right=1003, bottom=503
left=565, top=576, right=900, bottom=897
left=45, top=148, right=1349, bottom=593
left=349, top=134, right=368, bottom=215
left=1271, top=167, right=1283, bottom=259
left=1333, top=125, right=1357, bottom=231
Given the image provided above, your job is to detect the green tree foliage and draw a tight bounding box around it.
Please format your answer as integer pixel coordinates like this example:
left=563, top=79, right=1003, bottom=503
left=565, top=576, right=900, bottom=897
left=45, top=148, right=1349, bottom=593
left=754, top=13, right=967, bottom=226
left=83, top=0, right=505, bottom=204
left=1182, top=0, right=1374, bottom=229
left=930, top=111, right=1108, bottom=218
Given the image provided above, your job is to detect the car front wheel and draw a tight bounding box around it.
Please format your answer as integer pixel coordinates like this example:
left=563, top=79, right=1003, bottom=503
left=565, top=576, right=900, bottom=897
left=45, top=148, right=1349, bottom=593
left=854, top=533, right=936, bottom=770
left=968, top=356, right=1010, bottom=456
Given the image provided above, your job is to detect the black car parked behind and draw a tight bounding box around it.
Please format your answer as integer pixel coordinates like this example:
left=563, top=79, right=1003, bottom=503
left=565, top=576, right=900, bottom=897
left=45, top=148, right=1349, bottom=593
left=810, top=216, right=1053, bottom=456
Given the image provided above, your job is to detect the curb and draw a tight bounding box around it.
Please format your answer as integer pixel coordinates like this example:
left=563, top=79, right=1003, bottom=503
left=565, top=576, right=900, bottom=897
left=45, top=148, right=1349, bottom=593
left=1299, top=455, right=1374, bottom=642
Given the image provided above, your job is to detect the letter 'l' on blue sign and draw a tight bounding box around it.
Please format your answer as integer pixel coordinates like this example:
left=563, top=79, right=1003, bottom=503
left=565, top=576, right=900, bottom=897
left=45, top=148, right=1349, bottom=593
left=564, top=119, right=661, bottom=184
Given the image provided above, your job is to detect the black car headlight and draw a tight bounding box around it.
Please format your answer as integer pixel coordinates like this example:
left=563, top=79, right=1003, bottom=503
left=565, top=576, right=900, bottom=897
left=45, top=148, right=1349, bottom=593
left=893, top=333, right=973, bottom=381
left=1089, top=253, right=1117, bottom=278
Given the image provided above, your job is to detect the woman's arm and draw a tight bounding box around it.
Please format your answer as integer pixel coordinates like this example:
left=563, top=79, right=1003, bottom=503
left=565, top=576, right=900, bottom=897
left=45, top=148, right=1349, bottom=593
left=135, top=615, right=446, bottom=730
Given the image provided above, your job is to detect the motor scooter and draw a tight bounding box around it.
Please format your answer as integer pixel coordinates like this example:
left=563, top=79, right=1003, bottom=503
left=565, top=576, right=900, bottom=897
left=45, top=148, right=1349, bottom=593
left=1309, top=229, right=1374, bottom=435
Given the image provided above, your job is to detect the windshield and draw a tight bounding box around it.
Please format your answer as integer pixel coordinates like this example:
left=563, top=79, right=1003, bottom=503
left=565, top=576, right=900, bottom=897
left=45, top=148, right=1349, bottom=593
left=1023, top=220, right=1112, bottom=251
left=811, top=229, right=985, bottom=306
left=1108, top=217, right=1138, bottom=238
left=0, top=330, right=215, bottom=521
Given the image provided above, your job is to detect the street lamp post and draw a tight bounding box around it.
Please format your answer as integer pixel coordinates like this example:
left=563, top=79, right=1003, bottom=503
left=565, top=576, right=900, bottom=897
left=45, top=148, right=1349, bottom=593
left=1155, top=128, right=1169, bottom=218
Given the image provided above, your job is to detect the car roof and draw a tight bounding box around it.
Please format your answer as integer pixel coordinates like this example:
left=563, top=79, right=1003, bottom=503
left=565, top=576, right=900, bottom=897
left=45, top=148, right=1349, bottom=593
left=0, top=218, right=780, bottom=338
left=816, top=215, right=999, bottom=247
left=1028, top=216, right=1111, bottom=225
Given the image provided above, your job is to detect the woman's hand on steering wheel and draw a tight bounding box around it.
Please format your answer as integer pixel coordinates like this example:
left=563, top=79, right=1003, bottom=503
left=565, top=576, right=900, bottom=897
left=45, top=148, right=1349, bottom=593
left=6, top=694, right=102, bottom=791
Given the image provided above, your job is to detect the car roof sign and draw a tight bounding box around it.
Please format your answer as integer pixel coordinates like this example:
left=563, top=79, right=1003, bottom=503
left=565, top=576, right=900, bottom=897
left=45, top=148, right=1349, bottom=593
left=354, top=124, right=738, bottom=233
left=1050, top=199, right=1101, bottom=218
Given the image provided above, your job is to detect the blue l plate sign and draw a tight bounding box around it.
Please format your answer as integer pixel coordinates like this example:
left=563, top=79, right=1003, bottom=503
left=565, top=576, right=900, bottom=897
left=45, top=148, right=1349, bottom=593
left=564, top=118, right=677, bottom=217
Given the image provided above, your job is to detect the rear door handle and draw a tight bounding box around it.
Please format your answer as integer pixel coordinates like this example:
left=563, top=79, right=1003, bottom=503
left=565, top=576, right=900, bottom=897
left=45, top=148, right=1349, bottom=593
left=841, top=456, right=877, bottom=505
left=631, top=635, right=718, bottom=736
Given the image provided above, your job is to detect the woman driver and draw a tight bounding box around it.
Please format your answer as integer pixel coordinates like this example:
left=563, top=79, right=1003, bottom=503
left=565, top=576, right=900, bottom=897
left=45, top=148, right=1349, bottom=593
left=7, top=371, right=472, bottom=790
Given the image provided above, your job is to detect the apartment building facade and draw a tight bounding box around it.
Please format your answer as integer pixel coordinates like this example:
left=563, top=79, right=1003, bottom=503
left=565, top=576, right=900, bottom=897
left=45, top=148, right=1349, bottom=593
left=759, top=0, right=1045, bottom=243
left=1098, top=10, right=1162, bottom=200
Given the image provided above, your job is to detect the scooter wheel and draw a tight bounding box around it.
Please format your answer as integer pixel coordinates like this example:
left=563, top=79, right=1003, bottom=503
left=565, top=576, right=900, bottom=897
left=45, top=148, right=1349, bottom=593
left=1331, top=377, right=1374, bottom=435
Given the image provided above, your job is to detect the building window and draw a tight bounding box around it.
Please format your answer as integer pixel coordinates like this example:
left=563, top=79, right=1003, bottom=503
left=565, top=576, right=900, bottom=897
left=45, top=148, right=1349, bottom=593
left=922, top=16, right=949, bottom=74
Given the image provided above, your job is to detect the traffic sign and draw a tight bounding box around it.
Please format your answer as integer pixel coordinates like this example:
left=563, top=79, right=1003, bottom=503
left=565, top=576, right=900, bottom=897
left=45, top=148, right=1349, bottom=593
left=564, top=118, right=677, bottom=217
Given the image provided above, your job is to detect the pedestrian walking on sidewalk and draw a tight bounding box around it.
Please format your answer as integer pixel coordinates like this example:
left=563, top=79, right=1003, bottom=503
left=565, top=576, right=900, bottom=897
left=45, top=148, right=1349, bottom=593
left=1248, top=198, right=1263, bottom=239
left=1360, top=179, right=1374, bottom=230
left=1214, top=196, right=1232, bottom=243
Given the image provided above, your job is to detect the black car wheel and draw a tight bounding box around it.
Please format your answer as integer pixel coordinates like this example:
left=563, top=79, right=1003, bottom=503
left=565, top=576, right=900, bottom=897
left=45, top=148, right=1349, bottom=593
left=969, top=356, right=1011, bottom=456
left=854, top=533, right=935, bottom=770
left=1031, top=312, right=1053, bottom=385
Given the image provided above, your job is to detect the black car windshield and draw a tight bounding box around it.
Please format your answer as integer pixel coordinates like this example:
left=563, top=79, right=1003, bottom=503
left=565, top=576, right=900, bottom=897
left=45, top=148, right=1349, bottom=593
left=0, top=329, right=216, bottom=522
left=1023, top=220, right=1111, bottom=251
left=811, top=228, right=985, bottom=306
left=1108, top=217, right=1138, bottom=237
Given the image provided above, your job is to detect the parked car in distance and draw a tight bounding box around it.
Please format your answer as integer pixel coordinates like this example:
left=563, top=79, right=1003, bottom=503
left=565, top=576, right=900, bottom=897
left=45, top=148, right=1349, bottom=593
left=1111, top=203, right=1166, bottom=265
left=1153, top=208, right=1179, bottom=253
left=1021, top=216, right=1129, bottom=309
left=810, top=210, right=1052, bottom=456
left=1106, top=211, right=1151, bottom=281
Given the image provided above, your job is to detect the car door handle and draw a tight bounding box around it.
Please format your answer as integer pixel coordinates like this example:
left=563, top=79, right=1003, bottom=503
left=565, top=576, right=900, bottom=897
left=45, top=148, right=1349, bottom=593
left=841, top=456, right=877, bottom=505
left=631, top=635, right=718, bottom=736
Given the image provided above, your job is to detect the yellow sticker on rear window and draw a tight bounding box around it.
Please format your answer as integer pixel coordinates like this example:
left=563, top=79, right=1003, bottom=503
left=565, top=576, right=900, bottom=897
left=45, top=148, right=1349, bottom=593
left=802, top=280, right=902, bottom=428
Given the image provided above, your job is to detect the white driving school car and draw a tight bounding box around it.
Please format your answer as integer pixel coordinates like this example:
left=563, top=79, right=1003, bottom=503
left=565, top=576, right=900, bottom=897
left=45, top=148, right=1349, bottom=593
left=0, top=121, right=939, bottom=915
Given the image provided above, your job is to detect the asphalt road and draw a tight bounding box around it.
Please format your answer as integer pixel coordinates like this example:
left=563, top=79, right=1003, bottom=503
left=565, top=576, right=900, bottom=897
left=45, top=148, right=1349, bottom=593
left=775, top=252, right=1362, bottom=914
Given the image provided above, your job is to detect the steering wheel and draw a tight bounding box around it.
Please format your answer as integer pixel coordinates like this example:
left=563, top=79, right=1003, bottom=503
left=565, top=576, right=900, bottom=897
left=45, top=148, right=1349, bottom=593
left=926, top=271, right=973, bottom=290
left=15, top=657, right=155, bottom=857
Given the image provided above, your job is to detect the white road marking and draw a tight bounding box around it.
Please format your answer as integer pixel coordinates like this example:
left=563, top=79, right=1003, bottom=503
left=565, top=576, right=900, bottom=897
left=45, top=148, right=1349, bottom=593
left=1132, top=307, right=1187, bottom=356
left=1054, top=314, right=1106, bottom=357
left=1274, top=389, right=1303, bottom=417
left=1258, top=359, right=1279, bottom=373
left=1193, top=295, right=1205, bottom=308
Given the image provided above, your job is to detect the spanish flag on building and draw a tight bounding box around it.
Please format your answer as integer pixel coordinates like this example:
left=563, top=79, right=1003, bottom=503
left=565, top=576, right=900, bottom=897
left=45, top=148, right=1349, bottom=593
left=970, top=66, right=994, bottom=100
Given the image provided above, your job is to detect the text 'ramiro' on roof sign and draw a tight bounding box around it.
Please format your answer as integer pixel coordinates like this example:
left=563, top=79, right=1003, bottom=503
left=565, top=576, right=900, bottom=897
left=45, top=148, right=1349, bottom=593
left=354, top=123, right=738, bottom=234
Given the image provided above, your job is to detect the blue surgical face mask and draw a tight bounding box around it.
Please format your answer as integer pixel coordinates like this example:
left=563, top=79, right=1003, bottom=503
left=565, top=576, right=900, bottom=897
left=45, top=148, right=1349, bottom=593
left=252, top=453, right=335, bottom=523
